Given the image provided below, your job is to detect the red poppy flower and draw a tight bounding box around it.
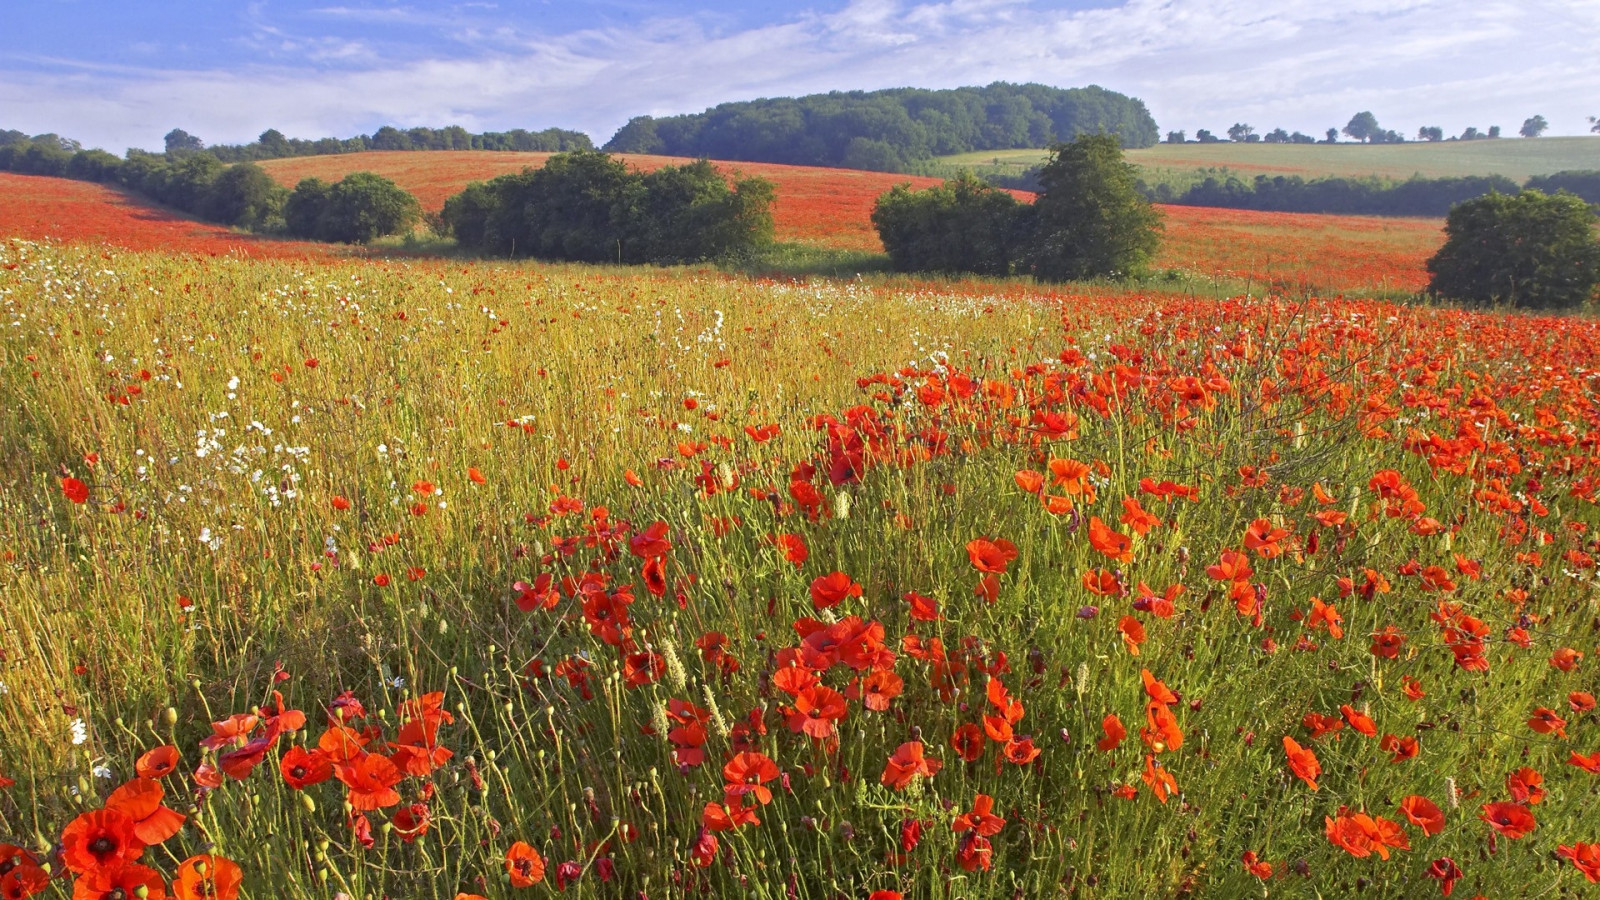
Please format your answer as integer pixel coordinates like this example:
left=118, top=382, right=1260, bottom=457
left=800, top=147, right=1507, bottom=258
left=1528, top=707, right=1567, bottom=738
left=966, top=537, right=1018, bottom=575
left=1141, top=754, right=1178, bottom=802
left=1004, top=737, right=1040, bottom=765
left=1479, top=802, right=1536, bottom=839
left=1339, top=705, right=1376, bottom=738
left=1424, top=857, right=1462, bottom=896
left=172, top=855, right=242, bottom=900
left=1506, top=767, right=1545, bottom=805
left=1557, top=843, right=1600, bottom=883
left=771, top=533, right=808, bottom=567
left=881, top=741, right=942, bottom=790
left=1283, top=736, right=1320, bottom=790
left=951, top=794, right=1004, bottom=836
left=105, top=778, right=185, bottom=845
left=505, top=842, right=545, bottom=887
left=1370, top=626, right=1406, bottom=659
left=809, top=571, right=862, bottom=610
left=1087, top=517, right=1133, bottom=563
left=1117, top=615, right=1146, bottom=655
left=786, top=684, right=847, bottom=740
left=859, top=668, right=903, bottom=712
left=392, top=803, right=431, bottom=843
left=1243, top=518, right=1290, bottom=558
left=1014, top=470, right=1043, bottom=494
left=60, top=809, right=145, bottom=875
left=280, top=746, right=334, bottom=789
left=722, top=752, right=779, bottom=804
left=335, top=753, right=403, bottom=810
left=1096, top=714, right=1126, bottom=752
left=135, top=745, right=180, bottom=779
left=950, top=723, right=985, bottom=762
left=0, top=863, right=48, bottom=900
left=903, top=591, right=940, bottom=621
left=1398, top=795, right=1445, bottom=836
left=628, top=521, right=672, bottom=559
left=61, top=477, right=90, bottom=504
left=1379, top=733, right=1419, bottom=763
left=702, top=794, right=760, bottom=832
left=1241, top=851, right=1273, bottom=879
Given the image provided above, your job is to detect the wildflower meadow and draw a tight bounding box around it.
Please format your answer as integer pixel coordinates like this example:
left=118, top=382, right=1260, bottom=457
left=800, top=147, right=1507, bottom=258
left=1, top=183, right=1598, bottom=899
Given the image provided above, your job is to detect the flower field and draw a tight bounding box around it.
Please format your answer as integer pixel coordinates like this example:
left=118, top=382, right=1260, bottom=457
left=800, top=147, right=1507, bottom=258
left=259, top=152, right=955, bottom=252
left=2, top=232, right=1599, bottom=900
left=0, top=173, right=333, bottom=260
left=1153, top=205, right=1445, bottom=295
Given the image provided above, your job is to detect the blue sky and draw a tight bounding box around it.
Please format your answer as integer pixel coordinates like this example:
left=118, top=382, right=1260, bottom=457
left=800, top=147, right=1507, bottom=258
left=4, top=0, right=1598, bottom=151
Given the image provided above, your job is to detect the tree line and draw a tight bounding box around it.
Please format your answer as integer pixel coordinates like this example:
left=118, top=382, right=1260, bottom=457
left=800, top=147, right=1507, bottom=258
left=440, top=151, right=774, bottom=265
left=1154, top=171, right=1600, bottom=217
left=194, top=125, right=592, bottom=163
left=603, top=83, right=1158, bottom=172
left=871, top=134, right=1160, bottom=281
left=0, top=130, right=421, bottom=243
left=983, top=157, right=1600, bottom=218
left=1172, top=111, right=1579, bottom=145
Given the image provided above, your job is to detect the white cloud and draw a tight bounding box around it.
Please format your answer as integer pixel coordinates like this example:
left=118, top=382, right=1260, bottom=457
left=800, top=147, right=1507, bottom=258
left=2, top=0, right=1597, bottom=150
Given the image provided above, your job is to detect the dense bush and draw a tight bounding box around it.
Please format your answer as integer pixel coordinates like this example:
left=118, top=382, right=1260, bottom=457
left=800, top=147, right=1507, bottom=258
left=872, top=172, right=1025, bottom=276
left=1525, top=171, right=1600, bottom=206
left=284, top=172, right=421, bottom=243
left=441, top=151, right=774, bottom=264
left=604, top=83, right=1158, bottom=171
left=1159, top=173, right=1523, bottom=217
left=1426, top=190, right=1600, bottom=309
left=873, top=135, right=1160, bottom=281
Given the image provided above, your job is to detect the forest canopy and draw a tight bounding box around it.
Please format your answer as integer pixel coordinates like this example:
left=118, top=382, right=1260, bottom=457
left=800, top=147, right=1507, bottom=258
left=603, top=83, right=1158, bottom=171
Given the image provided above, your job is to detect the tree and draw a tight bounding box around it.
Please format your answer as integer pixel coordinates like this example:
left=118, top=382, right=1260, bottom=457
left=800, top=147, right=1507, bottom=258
left=1417, top=126, right=1444, bottom=142
left=318, top=172, right=421, bottom=243
left=1227, top=123, right=1255, bottom=142
left=1165, top=130, right=1185, bottom=144
left=1195, top=129, right=1219, bottom=143
left=1022, top=133, right=1161, bottom=281
left=205, top=163, right=287, bottom=229
left=164, top=128, right=204, bottom=155
left=1520, top=116, right=1549, bottom=138
left=1324, top=128, right=1339, bottom=144
left=1460, top=126, right=1482, bottom=141
left=1487, top=125, right=1501, bottom=139
left=441, top=151, right=773, bottom=264
left=1342, top=112, right=1380, bottom=143
left=1263, top=128, right=1291, bottom=144
left=871, top=172, right=1025, bottom=275
left=284, top=178, right=332, bottom=238
left=257, top=129, right=293, bottom=158
left=1426, top=190, right=1600, bottom=309
left=1591, top=116, right=1599, bottom=134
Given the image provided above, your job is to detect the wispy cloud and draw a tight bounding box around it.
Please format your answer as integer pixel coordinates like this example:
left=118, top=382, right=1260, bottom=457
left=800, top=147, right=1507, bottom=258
left=2, top=0, right=1596, bottom=151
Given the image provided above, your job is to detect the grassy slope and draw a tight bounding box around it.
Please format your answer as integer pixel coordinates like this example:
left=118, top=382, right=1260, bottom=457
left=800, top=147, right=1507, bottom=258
left=942, top=136, right=1600, bottom=182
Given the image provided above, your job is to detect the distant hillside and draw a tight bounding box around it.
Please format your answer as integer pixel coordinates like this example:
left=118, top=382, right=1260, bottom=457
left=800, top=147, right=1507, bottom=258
left=603, top=83, right=1158, bottom=172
